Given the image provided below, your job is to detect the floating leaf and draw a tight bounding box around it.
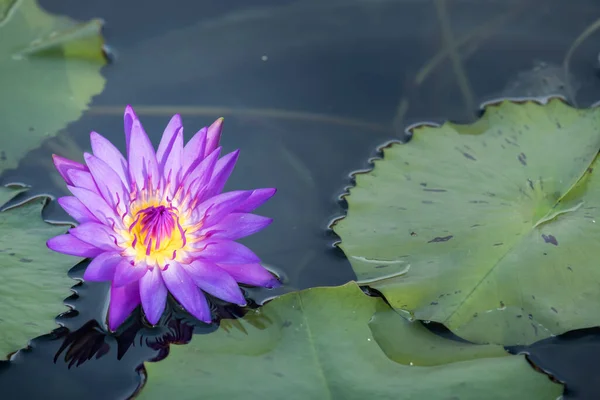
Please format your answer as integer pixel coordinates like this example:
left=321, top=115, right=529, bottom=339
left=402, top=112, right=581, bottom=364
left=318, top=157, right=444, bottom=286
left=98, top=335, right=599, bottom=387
left=333, top=98, right=600, bottom=345
left=0, top=197, right=80, bottom=358
left=139, top=282, right=561, bottom=399
left=0, top=0, right=105, bottom=175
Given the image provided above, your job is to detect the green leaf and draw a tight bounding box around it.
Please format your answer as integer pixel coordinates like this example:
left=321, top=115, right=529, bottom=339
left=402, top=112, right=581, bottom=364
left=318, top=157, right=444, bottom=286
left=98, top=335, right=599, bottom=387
left=0, top=197, right=79, bottom=358
left=333, top=98, right=600, bottom=345
left=139, top=282, right=561, bottom=400
left=0, top=0, right=105, bottom=175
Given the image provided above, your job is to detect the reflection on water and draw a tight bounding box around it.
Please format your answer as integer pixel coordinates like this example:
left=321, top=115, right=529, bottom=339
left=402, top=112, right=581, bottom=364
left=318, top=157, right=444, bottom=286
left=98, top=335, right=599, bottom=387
left=1, top=0, right=600, bottom=398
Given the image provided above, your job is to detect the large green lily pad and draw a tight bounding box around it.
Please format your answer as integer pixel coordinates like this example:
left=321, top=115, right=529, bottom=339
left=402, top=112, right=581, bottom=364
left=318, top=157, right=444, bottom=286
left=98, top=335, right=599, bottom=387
left=0, top=0, right=105, bottom=175
left=139, top=282, right=561, bottom=399
left=0, top=197, right=80, bottom=358
left=333, top=98, right=600, bottom=345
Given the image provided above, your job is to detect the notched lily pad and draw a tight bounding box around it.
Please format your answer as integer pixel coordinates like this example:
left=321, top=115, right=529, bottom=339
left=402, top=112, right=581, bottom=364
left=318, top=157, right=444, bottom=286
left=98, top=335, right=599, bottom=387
left=0, top=0, right=106, bottom=176
left=0, top=197, right=81, bottom=358
left=333, top=97, right=600, bottom=345
left=138, top=283, right=561, bottom=399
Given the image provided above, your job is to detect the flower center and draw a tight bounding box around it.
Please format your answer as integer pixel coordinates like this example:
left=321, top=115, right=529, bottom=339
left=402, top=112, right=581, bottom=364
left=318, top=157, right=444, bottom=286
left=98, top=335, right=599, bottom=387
left=127, top=204, right=187, bottom=265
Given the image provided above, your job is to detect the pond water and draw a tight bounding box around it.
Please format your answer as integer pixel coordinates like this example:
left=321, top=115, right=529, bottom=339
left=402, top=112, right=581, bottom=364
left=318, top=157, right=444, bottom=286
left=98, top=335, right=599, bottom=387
left=2, top=0, right=600, bottom=398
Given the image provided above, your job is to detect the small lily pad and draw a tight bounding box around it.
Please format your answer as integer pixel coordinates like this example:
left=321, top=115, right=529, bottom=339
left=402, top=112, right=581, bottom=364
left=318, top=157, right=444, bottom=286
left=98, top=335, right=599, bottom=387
left=0, top=0, right=105, bottom=175
left=0, top=197, right=80, bottom=358
left=139, top=282, right=561, bottom=399
left=333, top=98, right=600, bottom=345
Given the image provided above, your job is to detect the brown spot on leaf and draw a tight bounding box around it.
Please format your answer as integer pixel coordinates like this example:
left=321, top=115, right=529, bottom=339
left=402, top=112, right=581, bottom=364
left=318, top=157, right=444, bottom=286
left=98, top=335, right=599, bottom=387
left=410, top=232, right=417, bottom=237
left=428, top=235, right=453, bottom=243
left=518, top=152, right=527, bottom=166
left=551, top=307, right=558, bottom=314
left=542, top=234, right=558, bottom=246
left=527, top=179, right=534, bottom=190
left=455, top=147, right=476, bottom=161
left=423, top=188, right=447, bottom=192
left=493, top=243, right=503, bottom=246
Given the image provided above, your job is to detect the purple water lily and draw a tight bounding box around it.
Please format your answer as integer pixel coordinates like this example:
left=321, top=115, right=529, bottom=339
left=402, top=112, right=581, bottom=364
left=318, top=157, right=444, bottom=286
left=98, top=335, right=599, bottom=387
left=47, top=106, right=279, bottom=330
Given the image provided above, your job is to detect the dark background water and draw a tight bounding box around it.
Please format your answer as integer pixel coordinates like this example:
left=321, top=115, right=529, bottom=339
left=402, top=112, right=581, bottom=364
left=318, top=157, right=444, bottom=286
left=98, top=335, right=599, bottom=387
left=2, top=0, right=600, bottom=398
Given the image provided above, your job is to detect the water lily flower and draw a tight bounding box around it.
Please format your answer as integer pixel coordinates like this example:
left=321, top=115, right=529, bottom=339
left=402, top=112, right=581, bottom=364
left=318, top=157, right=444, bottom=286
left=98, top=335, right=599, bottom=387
left=47, top=106, right=279, bottom=330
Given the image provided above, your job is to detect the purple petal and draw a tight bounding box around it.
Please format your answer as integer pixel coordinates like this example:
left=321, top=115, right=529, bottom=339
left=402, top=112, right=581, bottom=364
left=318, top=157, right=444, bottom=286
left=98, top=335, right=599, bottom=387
left=183, top=127, right=207, bottom=175
left=113, top=259, right=148, bottom=287
left=192, top=190, right=251, bottom=227
left=84, top=153, right=128, bottom=210
left=200, top=213, right=272, bottom=240
left=203, top=149, right=240, bottom=199
left=161, top=262, right=212, bottom=322
left=233, top=188, right=277, bottom=213
left=217, top=263, right=281, bottom=288
left=162, top=128, right=184, bottom=186
left=139, top=266, right=167, bottom=325
left=52, top=155, right=88, bottom=186
left=57, top=196, right=98, bottom=224
left=195, top=239, right=260, bottom=264
left=183, top=259, right=246, bottom=305
left=90, top=131, right=129, bottom=186
left=181, top=147, right=221, bottom=196
left=67, top=169, right=98, bottom=193
left=83, top=251, right=122, bottom=281
left=69, top=222, right=119, bottom=251
left=123, top=105, right=138, bottom=152
left=68, top=186, right=123, bottom=228
left=128, top=116, right=159, bottom=191
left=156, top=114, right=182, bottom=166
left=204, top=118, right=224, bottom=157
left=47, top=234, right=103, bottom=258
left=108, top=280, right=141, bottom=331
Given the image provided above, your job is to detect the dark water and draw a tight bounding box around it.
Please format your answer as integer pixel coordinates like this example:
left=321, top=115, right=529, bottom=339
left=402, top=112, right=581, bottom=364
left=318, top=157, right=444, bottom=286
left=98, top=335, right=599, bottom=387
left=2, top=0, right=600, bottom=398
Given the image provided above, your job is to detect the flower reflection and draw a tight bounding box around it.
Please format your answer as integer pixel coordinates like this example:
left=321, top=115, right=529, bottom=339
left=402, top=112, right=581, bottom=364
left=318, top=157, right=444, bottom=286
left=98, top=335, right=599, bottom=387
left=54, top=297, right=272, bottom=368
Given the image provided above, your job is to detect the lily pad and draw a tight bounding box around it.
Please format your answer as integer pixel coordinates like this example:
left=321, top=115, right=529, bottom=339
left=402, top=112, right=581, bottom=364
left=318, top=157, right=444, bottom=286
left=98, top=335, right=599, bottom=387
left=139, top=282, right=561, bottom=399
left=0, top=0, right=105, bottom=175
left=333, top=98, right=600, bottom=345
left=0, top=197, right=80, bottom=358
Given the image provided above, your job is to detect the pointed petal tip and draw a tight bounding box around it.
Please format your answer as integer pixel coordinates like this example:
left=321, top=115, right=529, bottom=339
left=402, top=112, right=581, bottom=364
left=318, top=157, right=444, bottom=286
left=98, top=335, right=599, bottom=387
left=108, top=282, right=141, bottom=331
left=265, top=278, right=282, bottom=289
left=144, top=310, right=161, bottom=326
